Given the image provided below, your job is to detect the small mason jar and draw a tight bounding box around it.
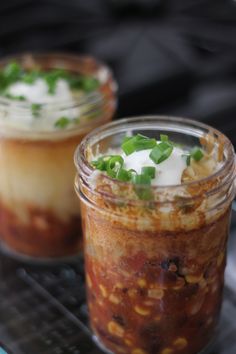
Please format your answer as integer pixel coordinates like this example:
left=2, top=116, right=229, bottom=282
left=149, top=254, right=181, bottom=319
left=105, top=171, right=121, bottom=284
left=0, top=53, right=117, bottom=260
left=75, top=116, right=235, bottom=354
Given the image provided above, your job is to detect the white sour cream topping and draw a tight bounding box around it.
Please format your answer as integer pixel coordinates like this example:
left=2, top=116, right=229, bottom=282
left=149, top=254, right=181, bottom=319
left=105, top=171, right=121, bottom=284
left=0, top=78, right=83, bottom=132
left=8, top=78, right=72, bottom=104
left=122, top=145, right=187, bottom=186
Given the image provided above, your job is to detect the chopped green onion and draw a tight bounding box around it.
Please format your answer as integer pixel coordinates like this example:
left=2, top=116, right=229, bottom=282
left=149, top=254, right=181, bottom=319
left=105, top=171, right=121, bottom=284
left=80, top=77, right=100, bottom=92
left=122, top=136, right=132, bottom=144
left=43, top=69, right=70, bottom=94
left=31, top=103, right=42, bottom=118
left=22, top=70, right=40, bottom=84
left=107, top=155, right=124, bottom=178
left=67, top=75, right=99, bottom=92
left=121, top=134, right=156, bottom=156
left=4, top=93, right=26, bottom=101
left=135, top=138, right=156, bottom=152
left=0, top=62, right=100, bottom=96
left=160, top=134, right=168, bottom=142
left=91, top=156, right=111, bottom=171
left=116, top=168, right=130, bottom=182
left=182, top=154, right=191, bottom=166
left=186, top=155, right=191, bottom=166
left=135, top=187, right=153, bottom=201
left=132, top=173, right=153, bottom=200
left=54, top=116, right=70, bottom=128
left=191, top=147, right=204, bottom=161
left=128, top=169, right=137, bottom=179
left=132, top=173, right=151, bottom=185
left=149, top=142, right=173, bottom=164
left=141, top=166, right=156, bottom=179
left=3, top=62, right=21, bottom=82
left=121, top=136, right=136, bottom=155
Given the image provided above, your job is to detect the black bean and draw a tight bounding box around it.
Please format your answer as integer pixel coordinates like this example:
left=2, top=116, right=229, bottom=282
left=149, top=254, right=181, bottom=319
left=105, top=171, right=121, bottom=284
left=112, top=314, right=125, bottom=327
left=161, top=257, right=180, bottom=272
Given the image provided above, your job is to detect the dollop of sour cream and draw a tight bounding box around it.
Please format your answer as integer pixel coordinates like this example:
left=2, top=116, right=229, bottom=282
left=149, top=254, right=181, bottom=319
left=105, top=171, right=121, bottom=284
left=122, top=145, right=187, bottom=186
left=8, top=78, right=73, bottom=104
left=1, top=79, right=81, bottom=132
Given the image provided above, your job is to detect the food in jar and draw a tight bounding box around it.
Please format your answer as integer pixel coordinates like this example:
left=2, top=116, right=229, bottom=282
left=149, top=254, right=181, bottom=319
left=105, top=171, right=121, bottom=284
left=0, top=53, right=116, bottom=258
left=75, top=117, right=235, bottom=354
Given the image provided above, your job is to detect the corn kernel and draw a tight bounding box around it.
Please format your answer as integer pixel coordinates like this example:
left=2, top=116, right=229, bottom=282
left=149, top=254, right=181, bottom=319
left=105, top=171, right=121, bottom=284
left=107, top=321, right=124, bottom=337
left=173, top=337, right=188, bottom=350
left=86, top=275, right=92, bottom=289
left=115, top=282, right=124, bottom=289
left=99, top=284, right=108, bottom=298
left=124, top=334, right=134, bottom=347
left=132, top=349, right=147, bottom=354
left=188, top=297, right=204, bottom=315
left=134, top=306, right=150, bottom=316
left=137, top=278, right=147, bottom=288
left=125, top=338, right=133, bottom=347
left=109, top=294, right=121, bottom=304
left=161, top=348, right=173, bottom=354
left=185, top=274, right=203, bottom=283
left=148, top=288, right=164, bottom=300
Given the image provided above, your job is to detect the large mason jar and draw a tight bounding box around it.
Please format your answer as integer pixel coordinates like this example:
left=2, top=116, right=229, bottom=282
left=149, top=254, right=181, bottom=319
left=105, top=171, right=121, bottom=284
left=75, top=116, right=235, bottom=354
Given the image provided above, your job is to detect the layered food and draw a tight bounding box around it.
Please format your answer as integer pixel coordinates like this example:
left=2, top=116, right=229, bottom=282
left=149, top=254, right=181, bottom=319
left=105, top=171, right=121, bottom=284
left=0, top=54, right=116, bottom=258
left=76, top=122, right=235, bottom=354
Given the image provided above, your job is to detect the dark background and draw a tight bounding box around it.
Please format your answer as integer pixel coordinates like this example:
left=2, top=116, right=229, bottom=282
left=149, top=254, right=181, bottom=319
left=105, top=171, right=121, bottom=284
left=1, top=0, right=236, bottom=143
left=0, top=2, right=236, bottom=353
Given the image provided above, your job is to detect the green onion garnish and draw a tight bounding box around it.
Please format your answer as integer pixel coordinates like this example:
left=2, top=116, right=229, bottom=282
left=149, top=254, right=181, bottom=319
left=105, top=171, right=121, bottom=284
left=22, top=70, right=40, bottom=84
left=186, top=155, right=191, bottom=166
left=135, top=138, right=156, bottom=151
left=191, top=147, right=204, bottom=161
left=135, top=187, right=153, bottom=200
left=54, top=116, right=70, bottom=129
left=132, top=173, right=151, bottom=185
left=116, top=168, right=130, bottom=182
left=107, top=155, right=124, bottom=178
left=0, top=62, right=100, bottom=97
left=141, top=166, right=156, bottom=179
left=132, top=173, right=153, bottom=200
left=121, top=137, right=136, bottom=155
left=31, top=103, right=42, bottom=118
left=3, top=62, right=21, bottom=83
left=91, top=156, right=111, bottom=171
left=121, top=134, right=156, bottom=156
left=160, top=134, right=168, bottom=142
left=80, top=77, right=100, bottom=92
left=4, top=93, right=26, bottom=101
left=149, top=141, right=173, bottom=164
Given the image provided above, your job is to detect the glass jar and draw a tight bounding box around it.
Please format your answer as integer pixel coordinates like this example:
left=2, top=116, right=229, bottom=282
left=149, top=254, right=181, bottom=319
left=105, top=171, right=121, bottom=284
left=0, top=53, right=117, bottom=260
left=75, top=116, right=236, bottom=354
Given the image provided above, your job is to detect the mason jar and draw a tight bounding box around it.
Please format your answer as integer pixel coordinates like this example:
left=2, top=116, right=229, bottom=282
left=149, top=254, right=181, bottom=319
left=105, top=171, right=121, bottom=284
left=0, top=53, right=117, bottom=260
left=75, top=116, right=235, bottom=354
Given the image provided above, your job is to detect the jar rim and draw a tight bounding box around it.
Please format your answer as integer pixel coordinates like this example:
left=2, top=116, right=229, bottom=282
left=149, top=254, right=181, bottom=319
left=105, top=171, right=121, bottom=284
left=75, top=115, right=235, bottom=195
left=0, top=52, right=117, bottom=138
